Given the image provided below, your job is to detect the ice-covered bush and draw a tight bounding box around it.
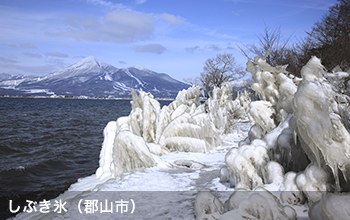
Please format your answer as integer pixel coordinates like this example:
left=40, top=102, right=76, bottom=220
left=293, top=57, right=350, bottom=191
left=130, top=89, right=160, bottom=143
left=220, top=56, right=350, bottom=219
left=156, top=86, right=221, bottom=152
left=208, top=84, right=248, bottom=134
left=96, top=84, right=249, bottom=179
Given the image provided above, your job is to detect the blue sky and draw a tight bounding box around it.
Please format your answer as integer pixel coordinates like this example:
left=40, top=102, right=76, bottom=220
left=0, top=0, right=336, bottom=81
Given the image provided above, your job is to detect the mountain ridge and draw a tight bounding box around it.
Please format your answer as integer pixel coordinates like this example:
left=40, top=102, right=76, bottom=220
left=0, top=57, right=190, bottom=98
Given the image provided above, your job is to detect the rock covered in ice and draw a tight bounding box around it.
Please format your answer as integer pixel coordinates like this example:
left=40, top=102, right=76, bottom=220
left=194, top=191, right=224, bottom=219
left=220, top=189, right=296, bottom=220
left=195, top=189, right=296, bottom=220
left=224, top=190, right=249, bottom=210
left=280, top=172, right=306, bottom=205
left=225, top=142, right=269, bottom=189
left=277, top=126, right=309, bottom=172
left=296, top=164, right=329, bottom=203
left=263, top=115, right=290, bottom=151
left=309, top=193, right=350, bottom=220
left=219, top=166, right=234, bottom=186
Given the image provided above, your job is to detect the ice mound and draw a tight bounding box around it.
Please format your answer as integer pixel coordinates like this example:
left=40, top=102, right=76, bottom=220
left=194, top=189, right=296, bottom=220
left=295, top=164, right=329, bottom=203
left=230, top=56, right=350, bottom=191
left=96, top=85, right=249, bottom=179
left=280, top=172, right=306, bottom=205
left=309, top=193, right=350, bottom=220
left=96, top=116, right=156, bottom=178
left=208, top=84, right=248, bottom=133
left=211, top=56, right=350, bottom=219
left=129, top=89, right=160, bottom=143
left=225, top=143, right=268, bottom=189
left=156, top=86, right=220, bottom=152
left=248, top=100, right=276, bottom=133
left=293, top=57, right=350, bottom=191
left=194, top=191, right=224, bottom=219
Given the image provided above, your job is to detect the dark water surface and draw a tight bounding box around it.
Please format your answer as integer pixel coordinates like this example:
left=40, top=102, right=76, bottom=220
left=0, top=97, right=171, bottom=217
left=0, top=98, right=172, bottom=218
left=0, top=98, right=134, bottom=194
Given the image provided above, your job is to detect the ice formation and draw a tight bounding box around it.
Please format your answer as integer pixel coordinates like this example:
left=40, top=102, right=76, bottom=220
left=15, top=54, right=350, bottom=219
left=227, top=56, right=350, bottom=190
left=208, top=84, right=248, bottom=133
left=293, top=57, right=350, bottom=191
left=248, top=100, right=276, bottom=133
left=295, top=164, right=329, bottom=203
left=194, top=189, right=296, bottom=220
left=194, top=191, right=224, bottom=219
left=96, top=115, right=156, bottom=178
left=280, top=172, right=306, bottom=205
left=309, top=193, right=350, bottom=220
left=202, top=56, right=350, bottom=219
left=95, top=85, right=249, bottom=179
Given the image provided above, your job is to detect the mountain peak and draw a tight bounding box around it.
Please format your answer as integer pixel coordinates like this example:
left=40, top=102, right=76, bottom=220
left=2, top=56, right=190, bottom=98
left=71, top=56, right=104, bottom=69
left=45, top=56, right=116, bottom=80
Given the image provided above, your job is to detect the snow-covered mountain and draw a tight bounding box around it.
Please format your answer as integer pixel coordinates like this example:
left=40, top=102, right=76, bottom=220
left=0, top=57, right=190, bottom=98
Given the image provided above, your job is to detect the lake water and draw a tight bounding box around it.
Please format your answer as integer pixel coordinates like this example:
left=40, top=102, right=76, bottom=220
left=0, top=97, right=170, bottom=218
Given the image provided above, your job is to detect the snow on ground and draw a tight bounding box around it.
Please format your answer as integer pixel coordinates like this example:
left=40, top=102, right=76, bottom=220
left=13, top=120, right=309, bottom=219
left=13, top=121, right=249, bottom=220
left=70, top=121, right=250, bottom=193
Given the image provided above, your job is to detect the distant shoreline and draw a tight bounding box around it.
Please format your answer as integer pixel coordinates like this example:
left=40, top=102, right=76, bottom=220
left=0, top=95, right=175, bottom=101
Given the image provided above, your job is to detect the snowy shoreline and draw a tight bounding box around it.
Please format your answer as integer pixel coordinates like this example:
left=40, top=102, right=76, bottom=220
left=13, top=56, right=350, bottom=219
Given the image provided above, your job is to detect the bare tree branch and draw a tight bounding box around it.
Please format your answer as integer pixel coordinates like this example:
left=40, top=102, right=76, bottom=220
left=200, top=53, right=245, bottom=97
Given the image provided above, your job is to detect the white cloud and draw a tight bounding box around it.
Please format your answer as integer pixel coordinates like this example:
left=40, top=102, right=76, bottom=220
left=134, top=44, right=167, bottom=54
left=159, top=13, right=186, bottom=25
left=185, top=46, right=200, bottom=53
left=208, top=44, right=222, bottom=51
left=59, top=10, right=155, bottom=43
left=86, top=0, right=126, bottom=10
left=24, top=52, right=43, bottom=58
left=0, top=56, right=18, bottom=64
left=0, top=60, right=62, bottom=75
left=45, top=52, right=69, bottom=58
left=135, top=0, right=147, bottom=4
left=8, top=43, right=37, bottom=49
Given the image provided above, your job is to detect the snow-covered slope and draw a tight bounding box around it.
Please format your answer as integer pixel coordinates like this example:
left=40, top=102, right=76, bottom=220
left=0, top=57, right=190, bottom=98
